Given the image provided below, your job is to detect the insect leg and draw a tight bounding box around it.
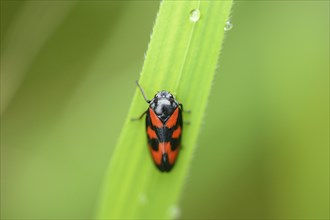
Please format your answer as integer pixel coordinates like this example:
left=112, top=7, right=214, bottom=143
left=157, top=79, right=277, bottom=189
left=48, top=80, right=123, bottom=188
left=179, top=103, right=191, bottom=113
left=179, top=103, right=191, bottom=125
left=131, top=110, right=147, bottom=121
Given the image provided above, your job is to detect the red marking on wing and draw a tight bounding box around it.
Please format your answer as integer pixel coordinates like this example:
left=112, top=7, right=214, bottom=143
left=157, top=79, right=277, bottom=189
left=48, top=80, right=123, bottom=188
left=159, top=142, right=180, bottom=165
left=168, top=148, right=179, bottom=165
left=147, top=126, right=157, bottom=139
left=158, top=142, right=170, bottom=154
left=149, top=145, right=161, bottom=165
left=158, top=142, right=180, bottom=165
left=149, top=108, right=163, bottom=128
left=172, top=126, right=181, bottom=139
left=166, top=108, right=179, bottom=128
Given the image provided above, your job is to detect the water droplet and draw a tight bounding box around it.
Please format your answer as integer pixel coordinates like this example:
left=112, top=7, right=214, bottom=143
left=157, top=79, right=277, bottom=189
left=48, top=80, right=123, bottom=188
left=224, top=19, right=233, bottom=31
left=168, top=205, right=181, bottom=219
left=138, top=193, right=148, bottom=205
left=190, top=9, right=200, bottom=22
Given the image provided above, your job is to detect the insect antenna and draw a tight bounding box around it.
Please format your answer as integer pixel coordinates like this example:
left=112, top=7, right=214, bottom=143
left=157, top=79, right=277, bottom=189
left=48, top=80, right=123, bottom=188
left=136, top=80, right=151, bottom=103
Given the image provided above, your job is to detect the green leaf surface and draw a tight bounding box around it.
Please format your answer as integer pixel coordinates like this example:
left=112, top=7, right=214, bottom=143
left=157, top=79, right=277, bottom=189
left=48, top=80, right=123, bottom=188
left=96, top=0, right=233, bottom=218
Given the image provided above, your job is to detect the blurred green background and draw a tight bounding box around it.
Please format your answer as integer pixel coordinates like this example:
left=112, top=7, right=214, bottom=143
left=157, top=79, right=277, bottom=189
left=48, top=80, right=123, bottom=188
left=1, top=1, right=328, bottom=219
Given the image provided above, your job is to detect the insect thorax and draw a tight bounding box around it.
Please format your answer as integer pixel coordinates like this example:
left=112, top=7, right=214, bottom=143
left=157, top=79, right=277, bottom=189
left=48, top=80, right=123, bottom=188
left=150, top=91, right=178, bottom=122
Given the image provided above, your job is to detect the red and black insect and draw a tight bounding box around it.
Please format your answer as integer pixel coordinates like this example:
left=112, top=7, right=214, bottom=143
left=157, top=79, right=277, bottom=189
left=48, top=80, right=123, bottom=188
left=132, top=81, right=184, bottom=172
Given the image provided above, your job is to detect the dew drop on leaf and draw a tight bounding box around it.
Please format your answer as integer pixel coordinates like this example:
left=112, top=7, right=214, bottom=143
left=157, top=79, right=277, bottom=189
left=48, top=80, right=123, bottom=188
left=138, top=193, right=148, bottom=205
left=224, top=19, right=233, bottom=31
left=168, top=205, right=181, bottom=219
left=190, top=9, right=200, bottom=22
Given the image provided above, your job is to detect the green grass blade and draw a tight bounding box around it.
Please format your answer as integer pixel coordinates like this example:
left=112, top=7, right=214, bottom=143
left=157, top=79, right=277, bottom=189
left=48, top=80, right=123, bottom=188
left=96, top=0, right=233, bottom=218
